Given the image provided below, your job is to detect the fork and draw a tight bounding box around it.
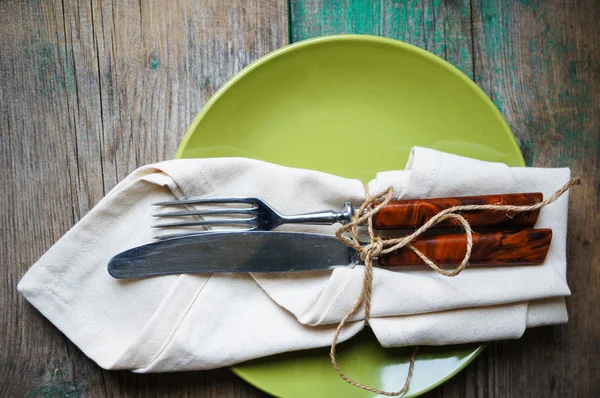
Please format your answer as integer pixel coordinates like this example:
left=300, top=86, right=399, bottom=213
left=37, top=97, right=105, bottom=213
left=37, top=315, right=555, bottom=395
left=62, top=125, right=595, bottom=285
left=151, top=193, right=543, bottom=240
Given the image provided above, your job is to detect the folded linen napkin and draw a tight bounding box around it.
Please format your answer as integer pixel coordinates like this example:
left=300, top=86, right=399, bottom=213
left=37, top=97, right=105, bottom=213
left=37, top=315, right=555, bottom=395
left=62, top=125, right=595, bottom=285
left=18, top=147, right=572, bottom=372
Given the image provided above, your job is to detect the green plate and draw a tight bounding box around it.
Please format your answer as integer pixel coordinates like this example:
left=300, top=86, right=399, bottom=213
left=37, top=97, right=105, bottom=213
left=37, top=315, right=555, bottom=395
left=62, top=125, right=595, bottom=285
left=176, top=35, right=525, bottom=397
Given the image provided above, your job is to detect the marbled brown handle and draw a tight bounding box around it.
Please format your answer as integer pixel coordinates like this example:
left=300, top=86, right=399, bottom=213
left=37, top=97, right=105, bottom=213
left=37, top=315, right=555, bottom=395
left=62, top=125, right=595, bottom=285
left=373, top=193, right=543, bottom=229
left=378, top=229, right=552, bottom=267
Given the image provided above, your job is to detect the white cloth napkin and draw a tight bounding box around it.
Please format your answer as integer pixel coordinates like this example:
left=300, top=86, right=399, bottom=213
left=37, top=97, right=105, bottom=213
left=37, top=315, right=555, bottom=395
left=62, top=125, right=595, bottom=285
left=18, top=147, right=572, bottom=372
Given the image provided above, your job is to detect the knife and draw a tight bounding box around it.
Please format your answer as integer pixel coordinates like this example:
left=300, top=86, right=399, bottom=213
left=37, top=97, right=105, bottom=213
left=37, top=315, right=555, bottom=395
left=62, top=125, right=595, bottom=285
left=108, top=229, right=552, bottom=279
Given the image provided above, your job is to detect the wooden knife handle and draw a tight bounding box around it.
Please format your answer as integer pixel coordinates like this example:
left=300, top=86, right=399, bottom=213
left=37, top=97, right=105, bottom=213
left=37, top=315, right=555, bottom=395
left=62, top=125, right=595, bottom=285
left=373, top=193, right=543, bottom=229
left=378, top=229, right=552, bottom=267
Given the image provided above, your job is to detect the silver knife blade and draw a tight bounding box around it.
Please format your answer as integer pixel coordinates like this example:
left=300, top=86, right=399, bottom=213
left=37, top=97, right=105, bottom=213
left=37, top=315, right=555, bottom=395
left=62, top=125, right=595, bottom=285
left=108, top=231, right=360, bottom=279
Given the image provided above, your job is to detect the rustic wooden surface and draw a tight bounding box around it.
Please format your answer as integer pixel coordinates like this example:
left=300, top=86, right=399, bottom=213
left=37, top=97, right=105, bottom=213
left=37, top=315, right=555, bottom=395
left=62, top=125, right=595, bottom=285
left=0, top=0, right=287, bottom=397
left=1, top=0, right=598, bottom=397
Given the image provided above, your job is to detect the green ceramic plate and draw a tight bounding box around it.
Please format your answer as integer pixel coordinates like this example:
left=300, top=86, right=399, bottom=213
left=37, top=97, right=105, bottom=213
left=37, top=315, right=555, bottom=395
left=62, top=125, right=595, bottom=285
left=176, top=35, right=525, bottom=397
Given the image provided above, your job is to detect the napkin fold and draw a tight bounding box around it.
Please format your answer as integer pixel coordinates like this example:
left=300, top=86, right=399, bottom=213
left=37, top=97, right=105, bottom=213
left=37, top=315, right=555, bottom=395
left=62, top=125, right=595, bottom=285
left=18, top=147, right=571, bottom=372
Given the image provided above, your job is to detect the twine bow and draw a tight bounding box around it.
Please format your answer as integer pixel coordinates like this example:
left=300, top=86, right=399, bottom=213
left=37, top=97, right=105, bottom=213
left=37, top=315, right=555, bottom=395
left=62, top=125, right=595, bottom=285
left=329, top=177, right=581, bottom=396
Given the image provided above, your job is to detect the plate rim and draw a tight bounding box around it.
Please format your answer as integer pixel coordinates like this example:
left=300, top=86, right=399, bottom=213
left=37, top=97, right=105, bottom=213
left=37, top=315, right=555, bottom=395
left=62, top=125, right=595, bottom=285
left=175, top=33, right=524, bottom=397
left=230, top=344, right=488, bottom=398
left=176, top=34, right=523, bottom=166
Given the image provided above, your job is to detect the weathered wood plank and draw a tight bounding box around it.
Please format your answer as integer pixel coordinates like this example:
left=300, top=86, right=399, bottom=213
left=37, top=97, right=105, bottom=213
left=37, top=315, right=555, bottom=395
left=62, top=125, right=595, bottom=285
left=1, top=0, right=285, bottom=396
left=471, top=0, right=600, bottom=396
left=290, top=0, right=474, bottom=77
left=3, top=0, right=599, bottom=396
left=290, top=0, right=600, bottom=397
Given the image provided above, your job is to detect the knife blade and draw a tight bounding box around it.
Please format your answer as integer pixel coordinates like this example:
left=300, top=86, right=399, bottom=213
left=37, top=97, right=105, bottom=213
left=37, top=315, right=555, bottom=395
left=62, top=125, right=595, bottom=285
left=108, top=229, right=552, bottom=279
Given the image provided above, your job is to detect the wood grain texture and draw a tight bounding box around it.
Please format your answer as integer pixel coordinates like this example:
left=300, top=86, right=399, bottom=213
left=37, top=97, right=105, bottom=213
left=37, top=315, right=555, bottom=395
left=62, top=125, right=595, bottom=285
left=291, top=0, right=600, bottom=397
left=379, top=229, right=552, bottom=267
left=470, top=1, right=600, bottom=397
left=0, top=0, right=285, bottom=397
left=291, top=0, right=474, bottom=77
left=373, top=193, right=542, bottom=229
left=3, top=0, right=599, bottom=397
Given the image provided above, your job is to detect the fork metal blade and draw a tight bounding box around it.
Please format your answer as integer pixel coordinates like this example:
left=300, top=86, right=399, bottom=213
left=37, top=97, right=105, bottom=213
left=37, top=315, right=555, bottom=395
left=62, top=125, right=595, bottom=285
left=152, top=208, right=256, bottom=218
left=153, top=228, right=256, bottom=241
left=153, top=197, right=258, bottom=206
left=152, top=218, right=256, bottom=228
left=108, top=231, right=356, bottom=279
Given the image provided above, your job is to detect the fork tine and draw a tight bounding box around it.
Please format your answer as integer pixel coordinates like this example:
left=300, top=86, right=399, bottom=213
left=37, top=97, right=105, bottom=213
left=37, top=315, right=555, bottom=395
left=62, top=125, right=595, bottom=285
left=152, top=218, right=257, bottom=229
left=152, top=197, right=258, bottom=206
left=152, top=208, right=256, bottom=218
left=154, top=227, right=257, bottom=241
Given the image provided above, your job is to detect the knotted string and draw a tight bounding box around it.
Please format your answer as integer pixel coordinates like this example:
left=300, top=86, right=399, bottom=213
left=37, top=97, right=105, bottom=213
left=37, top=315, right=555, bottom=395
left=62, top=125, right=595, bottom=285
left=330, top=177, right=581, bottom=396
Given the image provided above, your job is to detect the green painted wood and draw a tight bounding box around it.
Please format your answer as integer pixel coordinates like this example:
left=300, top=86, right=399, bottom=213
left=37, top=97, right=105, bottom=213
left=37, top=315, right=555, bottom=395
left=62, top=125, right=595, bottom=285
left=290, top=0, right=474, bottom=77
left=290, top=1, right=600, bottom=397
left=470, top=2, right=600, bottom=397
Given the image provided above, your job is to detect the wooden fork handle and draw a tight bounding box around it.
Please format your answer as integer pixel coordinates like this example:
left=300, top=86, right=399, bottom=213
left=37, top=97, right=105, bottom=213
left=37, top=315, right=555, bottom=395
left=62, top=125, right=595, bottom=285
left=378, top=229, right=552, bottom=267
left=373, top=193, right=543, bottom=229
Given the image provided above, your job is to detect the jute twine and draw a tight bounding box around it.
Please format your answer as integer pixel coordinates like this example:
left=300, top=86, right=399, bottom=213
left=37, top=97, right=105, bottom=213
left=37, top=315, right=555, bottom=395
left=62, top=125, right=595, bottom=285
left=330, top=177, right=581, bottom=396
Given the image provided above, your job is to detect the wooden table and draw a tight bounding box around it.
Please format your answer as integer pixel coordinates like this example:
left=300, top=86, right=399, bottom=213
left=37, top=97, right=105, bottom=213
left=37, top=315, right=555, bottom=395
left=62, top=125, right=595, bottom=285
left=2, top=1, right=598, bottom=397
